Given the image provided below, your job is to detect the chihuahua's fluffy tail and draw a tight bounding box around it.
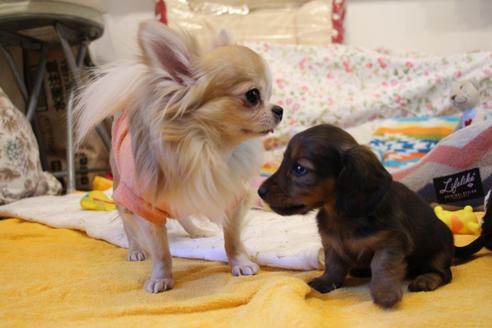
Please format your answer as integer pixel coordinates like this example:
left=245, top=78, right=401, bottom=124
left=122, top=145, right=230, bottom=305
left=454, top=190, right=492, bottom=258
left=74, top=62, right=147, bottom=146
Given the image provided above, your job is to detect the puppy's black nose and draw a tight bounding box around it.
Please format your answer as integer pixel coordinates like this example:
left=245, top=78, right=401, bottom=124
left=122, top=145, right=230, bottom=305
left=451, top=95, right=456, bottom=101
left=272, top=105, right=283, bottom=121
left=258, top=186, right=268, bottom=199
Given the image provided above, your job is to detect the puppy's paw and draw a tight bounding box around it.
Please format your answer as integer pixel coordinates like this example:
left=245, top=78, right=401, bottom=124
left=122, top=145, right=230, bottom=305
left=408, top=273, right=442, bottom=292
left=308, top=277, right=342, bottom=294
left=371, top=286, right=402, bottom=308
left=128, top=249, right=146, bottom=262
left=144, top=278, right=174, bottom=293
left=231, top=258, right=259, bottom=276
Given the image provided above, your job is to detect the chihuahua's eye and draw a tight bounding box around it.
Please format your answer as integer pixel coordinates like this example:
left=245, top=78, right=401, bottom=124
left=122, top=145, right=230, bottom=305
left=292, top=163, right=308, bottom=176
left=245, top=88, right=260, bottom=106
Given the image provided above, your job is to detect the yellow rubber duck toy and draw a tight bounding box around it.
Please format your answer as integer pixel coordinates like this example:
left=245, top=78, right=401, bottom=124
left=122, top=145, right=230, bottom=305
left=80, top=177, right=116, bottom=211
left=434, top=205, right=481, bottom=235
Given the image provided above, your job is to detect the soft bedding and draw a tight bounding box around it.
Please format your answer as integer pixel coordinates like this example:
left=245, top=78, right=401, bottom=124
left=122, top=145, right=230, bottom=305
left=1, top=218, right=492, bottom=327
left=0, top=192, right=322, bottom=271
left=3, top=35, right=492, bottom=327
left=1, top=121, right=491, bottom=327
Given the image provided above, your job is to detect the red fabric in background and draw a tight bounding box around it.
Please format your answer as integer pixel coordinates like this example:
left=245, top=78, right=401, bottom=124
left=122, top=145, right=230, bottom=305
left=155, top=0, right=167, bottom=25
left=332, top=0, right=346, bottom=43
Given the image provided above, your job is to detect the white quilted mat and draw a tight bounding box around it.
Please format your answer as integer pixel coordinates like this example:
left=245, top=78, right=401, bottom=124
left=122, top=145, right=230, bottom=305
left=0, top=192, right=322, bottom=271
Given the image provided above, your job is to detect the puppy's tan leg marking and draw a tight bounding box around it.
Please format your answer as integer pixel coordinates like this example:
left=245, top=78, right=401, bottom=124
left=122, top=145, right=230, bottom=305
left=224, top=193, right=259, bottom=276
left=408, top=273, right=444, bottom=292
left=134, top=217, right=174, bottom=293
left=309, top=246, right=349, bottom=293
left=118, top=205, right=147, bottom=261
left=408, top=252, right=451, bottom=292
left=370, top=246, right=406, bottom=308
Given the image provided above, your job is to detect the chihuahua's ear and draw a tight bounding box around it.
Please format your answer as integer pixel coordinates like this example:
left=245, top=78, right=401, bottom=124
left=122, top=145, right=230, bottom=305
left=336, top=145, right=392, bottom=218
left=138, top=21, right=195, bottom=85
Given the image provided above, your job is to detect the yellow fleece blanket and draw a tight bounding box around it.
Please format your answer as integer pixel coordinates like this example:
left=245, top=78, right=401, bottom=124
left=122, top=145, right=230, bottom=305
left=1, top=218, right=491, bottom=327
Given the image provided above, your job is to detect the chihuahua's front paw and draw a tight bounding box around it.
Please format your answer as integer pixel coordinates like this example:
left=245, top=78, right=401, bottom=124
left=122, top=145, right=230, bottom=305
left=144, top=278, right=174, bottom=293
left=308, top=277, right=342, bottom=293
left=128, top=249, right=146, bottom=262
left=231, top=257, right=259, bottom=276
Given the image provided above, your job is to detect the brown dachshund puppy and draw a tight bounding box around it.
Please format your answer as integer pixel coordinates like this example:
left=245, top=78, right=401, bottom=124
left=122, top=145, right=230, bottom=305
left=258, top=124, right=492, bottom=308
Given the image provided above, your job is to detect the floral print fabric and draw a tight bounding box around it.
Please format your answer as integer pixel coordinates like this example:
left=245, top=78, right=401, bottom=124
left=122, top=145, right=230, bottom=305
left=246, top=42, right=492, bottom=137
left=244, top=42, right=492, bottom=166
left=0, top=87, right=61, bottom=204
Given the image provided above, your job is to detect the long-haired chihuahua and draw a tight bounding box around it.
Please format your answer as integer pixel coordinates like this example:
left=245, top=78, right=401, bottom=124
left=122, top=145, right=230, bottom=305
left=75, top=21, right=283, bottom=293
left=258, top=124, right=491, bottom=308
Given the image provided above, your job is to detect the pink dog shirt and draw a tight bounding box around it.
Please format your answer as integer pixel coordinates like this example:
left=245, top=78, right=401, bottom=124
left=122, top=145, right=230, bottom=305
left=112, top=112, right=169, bottom=225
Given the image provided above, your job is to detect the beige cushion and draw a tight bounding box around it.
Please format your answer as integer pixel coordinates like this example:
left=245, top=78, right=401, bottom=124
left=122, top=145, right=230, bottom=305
left=166, top=0, right=334, bottom=45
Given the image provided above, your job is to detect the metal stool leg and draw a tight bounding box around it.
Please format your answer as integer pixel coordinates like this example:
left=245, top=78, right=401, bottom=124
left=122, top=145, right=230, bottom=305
left=21, top=47, right=49, bottom=170
left=74, top=43, right=111, bottom=149
left=0, top=43, right=28, bottom=100
left=65, top=91, right=76, bottom=192
left=56, top=24, right=111, bottom=193
left=56, top=24, right=79, bottom=193
left=25, top=45, right=47, bottom=122
left=25, top=46, right=49, bottom=170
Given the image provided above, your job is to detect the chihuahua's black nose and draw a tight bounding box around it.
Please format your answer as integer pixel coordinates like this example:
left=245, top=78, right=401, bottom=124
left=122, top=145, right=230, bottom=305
left=272, top=105, right=283, bottom=121
left=451, top=95, right=456, bottom=101
left=258, top=186, right=268, bottom=199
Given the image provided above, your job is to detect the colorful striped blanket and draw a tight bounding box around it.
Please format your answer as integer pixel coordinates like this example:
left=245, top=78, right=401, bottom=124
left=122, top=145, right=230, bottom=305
left=369, top=116, right=460, bottom=172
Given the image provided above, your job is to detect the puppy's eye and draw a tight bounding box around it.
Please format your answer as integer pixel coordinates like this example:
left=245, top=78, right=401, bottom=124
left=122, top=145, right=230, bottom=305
left=245, top=88, right=260, bottom=106
left=292, top=163, right=308, bottom=176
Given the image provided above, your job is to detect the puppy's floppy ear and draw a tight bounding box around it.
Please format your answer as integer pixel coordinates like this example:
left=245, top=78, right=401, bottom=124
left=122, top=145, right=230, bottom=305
left=336, top=145, right=392, bottom=217
left=138, top=21, right=195, bottom=85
